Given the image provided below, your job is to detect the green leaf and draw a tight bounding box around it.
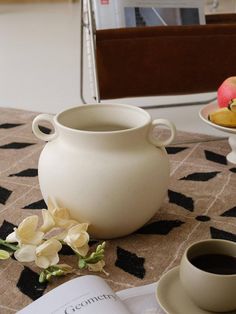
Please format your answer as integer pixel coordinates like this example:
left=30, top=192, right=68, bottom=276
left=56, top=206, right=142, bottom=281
left=0, top=249, right=10, bottom=260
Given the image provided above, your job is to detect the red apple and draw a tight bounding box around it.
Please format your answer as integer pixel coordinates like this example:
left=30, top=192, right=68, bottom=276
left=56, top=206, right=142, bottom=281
left=217, top=76, right=236, bottom=108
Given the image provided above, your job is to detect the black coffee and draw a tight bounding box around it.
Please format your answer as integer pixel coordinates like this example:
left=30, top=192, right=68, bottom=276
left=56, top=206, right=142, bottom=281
left=190, top=254, right=236, bottom=275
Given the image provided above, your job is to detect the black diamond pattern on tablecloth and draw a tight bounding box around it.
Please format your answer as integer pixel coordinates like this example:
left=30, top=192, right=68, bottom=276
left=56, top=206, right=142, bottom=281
left=115, top=247, right=145, bottom=279
left=0, top=186, right=12, bottom=205
left=23, top=199, right=47, bottom=209
left=168, top=189, right=194, bottom=212
left=0, top=123, right=24, bottom=129
left=0, top=142, right=35, bottom=149
left=9, top=168, right=38, bottom=178
left=0, top=109, right=235, bottom=312
left=166, top=146, right=188, bottom=154
left=17, top=267, right=48, bottom=300
left=0, top=220, right=17, bottom=239
left=221, top=206, right=236, bottom=217
left=210, top=227, right=236, bottom=242
left=204, top=150, right=227, bottom=165
left=136, top=220, right=184, bottom=235
left=179, top=171, right=220, bottom=181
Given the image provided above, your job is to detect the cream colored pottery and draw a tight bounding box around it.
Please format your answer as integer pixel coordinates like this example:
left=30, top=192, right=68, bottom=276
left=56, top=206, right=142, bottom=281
left=32, top=104, right=176, bottom=239
left=180, top=239, right=236, bottom=312
left=156, top=267, right=215, bottom=314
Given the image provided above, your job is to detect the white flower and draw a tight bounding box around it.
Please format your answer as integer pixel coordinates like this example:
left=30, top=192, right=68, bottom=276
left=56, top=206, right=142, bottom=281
left=35, top=238, right=62, bottom=269
left=87, top=260, right=107, bottom=274
left=64, top=223, right=89, bottom=256
left=6, top=215, right=44, bottom=246
left=40, top=209, right=55, bottom=233
left=14, top=238, right=62, bottom=269
left=14, top=244, right=36, bottom=262
left=40, top=198, right=77, bottom=232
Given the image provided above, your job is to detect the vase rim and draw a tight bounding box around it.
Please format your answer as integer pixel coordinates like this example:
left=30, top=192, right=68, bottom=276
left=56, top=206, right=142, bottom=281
left=55, top=103, right=151, bottom=134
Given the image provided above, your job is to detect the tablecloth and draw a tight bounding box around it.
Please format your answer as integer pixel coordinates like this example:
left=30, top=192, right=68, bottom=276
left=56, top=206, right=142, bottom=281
left=0, top=107, right=235, bottom=313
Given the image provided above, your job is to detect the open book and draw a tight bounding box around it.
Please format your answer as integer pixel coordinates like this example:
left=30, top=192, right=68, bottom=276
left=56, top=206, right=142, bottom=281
left=17, top=275, right=164, bottom=314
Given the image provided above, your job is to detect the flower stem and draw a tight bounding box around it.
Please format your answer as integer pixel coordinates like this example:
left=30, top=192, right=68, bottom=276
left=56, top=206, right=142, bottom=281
left=0, top=239, right=18, bottom=251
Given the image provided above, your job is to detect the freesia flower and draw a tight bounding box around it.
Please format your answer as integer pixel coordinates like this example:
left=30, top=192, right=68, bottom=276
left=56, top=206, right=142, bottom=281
left=6, top=215, right=44, bottom=246
left=14, top=244, right=36, bottom=262
left=40, top=198, right=77, bottom=232
left=64, top=223, right=89, bottom=256
left=35, top=238, right=62, bottom=268
left=40, top=209, right=55, bottom=233
left=0, top=198, right=107, bottom=283
left=14, top=238, right=62, bottom=269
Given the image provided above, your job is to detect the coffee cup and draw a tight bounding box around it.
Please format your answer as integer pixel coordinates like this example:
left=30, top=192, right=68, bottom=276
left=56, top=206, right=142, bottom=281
left=179, top=239, right=236, bottom=312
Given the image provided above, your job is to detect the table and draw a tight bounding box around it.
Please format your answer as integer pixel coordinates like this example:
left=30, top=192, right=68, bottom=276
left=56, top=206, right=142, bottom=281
left=0, top=107, right=235, bottom=313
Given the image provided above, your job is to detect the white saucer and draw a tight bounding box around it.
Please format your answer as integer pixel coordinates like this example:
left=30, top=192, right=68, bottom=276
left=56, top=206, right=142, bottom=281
left=199, top=101, right=236, bottom=135
left=156, top=266, right=235, bottom=314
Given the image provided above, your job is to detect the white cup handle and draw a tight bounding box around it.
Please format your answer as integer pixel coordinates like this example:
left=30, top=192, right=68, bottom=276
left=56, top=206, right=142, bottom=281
left=148, top=118, right=176, bottom=147
left=32, top=114, right=57, bottom=141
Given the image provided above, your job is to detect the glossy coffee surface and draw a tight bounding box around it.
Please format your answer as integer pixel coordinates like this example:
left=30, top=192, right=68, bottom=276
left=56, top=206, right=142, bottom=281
left=190, top=254, right=236, bottom=275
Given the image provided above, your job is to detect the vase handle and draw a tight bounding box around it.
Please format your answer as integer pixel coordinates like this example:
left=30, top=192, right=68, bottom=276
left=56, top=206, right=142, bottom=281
left=148, top=118, right=176, bottom=147
left=32, top=114, right=57, bottom=141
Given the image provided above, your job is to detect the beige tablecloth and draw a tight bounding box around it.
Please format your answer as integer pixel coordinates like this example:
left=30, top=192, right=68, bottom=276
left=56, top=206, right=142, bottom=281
left=0, top=107, right=235, bottom=313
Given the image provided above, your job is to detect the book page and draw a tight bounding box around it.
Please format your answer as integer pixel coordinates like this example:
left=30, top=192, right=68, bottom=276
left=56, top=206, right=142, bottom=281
left=118, top=283, right=164, bottom=314
left=17, top=275, right=131, bottom=314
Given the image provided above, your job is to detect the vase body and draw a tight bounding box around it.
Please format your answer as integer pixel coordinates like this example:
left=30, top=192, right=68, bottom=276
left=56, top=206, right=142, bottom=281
left=32, top=104, right=176, bottom=239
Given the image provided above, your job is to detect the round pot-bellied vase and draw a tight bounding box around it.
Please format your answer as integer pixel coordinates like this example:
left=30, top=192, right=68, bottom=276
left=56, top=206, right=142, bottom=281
left=32, top=104, right=176, bottom=239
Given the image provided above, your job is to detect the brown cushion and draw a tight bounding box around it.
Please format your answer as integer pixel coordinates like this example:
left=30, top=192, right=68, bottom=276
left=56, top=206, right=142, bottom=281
left=206, top=13, right=236, bottom=24
left=96, top=23, right=236, bottom=99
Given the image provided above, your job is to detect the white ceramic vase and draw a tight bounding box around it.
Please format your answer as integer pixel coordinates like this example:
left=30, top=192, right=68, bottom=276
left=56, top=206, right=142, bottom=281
left=32, top=104, right=176, bottom=239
